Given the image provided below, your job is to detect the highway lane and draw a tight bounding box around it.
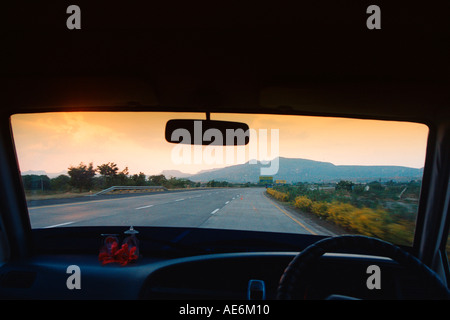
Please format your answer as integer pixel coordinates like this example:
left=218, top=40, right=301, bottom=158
left=28, top=188, right=336, bottom=235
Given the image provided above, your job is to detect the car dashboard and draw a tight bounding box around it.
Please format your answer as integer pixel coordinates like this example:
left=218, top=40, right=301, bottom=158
left=0, top=227, right=430, bottom=300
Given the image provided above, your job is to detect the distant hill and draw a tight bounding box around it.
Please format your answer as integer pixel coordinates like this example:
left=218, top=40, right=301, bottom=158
left=186, top=157, right=423, bottom=183
left=23, top=157, right=424, bottom=184
left=21, top=170, right=68, bottom=179
left=160, top=170, right=193, bottom=179
left=160, top=168, right=222, bottom=179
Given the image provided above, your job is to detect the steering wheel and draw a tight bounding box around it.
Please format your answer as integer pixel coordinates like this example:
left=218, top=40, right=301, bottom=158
left=277, top=235, right=450, bottom=300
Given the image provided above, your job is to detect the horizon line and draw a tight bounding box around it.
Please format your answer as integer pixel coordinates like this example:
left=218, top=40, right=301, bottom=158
left=20, top=156, right=425, bottom=177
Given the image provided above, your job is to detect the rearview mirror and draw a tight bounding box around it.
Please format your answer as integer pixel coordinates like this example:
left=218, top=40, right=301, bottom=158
left=165, top=119, right=250, bottom=146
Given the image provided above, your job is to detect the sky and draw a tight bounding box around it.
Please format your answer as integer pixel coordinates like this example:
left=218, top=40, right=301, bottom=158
left=10, top=112, right=429, bottom=176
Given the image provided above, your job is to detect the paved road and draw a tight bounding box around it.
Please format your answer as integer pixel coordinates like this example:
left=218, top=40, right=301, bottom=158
left=28, top=188, right=336, bottom=235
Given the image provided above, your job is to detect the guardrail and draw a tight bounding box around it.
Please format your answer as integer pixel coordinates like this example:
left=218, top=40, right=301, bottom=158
left=94, top=186, right=168, bottom=196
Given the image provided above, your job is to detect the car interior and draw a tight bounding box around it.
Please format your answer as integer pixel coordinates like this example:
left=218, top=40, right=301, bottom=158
left=0, top=2, right=449, bottom=304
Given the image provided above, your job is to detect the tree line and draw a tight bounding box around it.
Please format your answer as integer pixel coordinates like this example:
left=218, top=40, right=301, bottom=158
left=21, top=162, right=209, bottom=193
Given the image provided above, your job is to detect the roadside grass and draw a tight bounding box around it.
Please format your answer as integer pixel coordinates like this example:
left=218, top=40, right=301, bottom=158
left=24, top=190, right=98, bottom=201
left=266, top=187, right=414, bottom=246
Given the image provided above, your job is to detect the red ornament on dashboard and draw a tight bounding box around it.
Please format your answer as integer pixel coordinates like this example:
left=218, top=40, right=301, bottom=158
left=98, top=227, right=139, bottom=266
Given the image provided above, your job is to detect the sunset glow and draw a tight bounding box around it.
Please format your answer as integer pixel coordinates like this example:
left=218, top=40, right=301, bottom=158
left=10, top=112, right=429, bottom=176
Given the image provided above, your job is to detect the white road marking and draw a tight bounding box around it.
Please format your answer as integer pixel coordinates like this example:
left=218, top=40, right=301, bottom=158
left=135, top=204, right=154, bottom=210
left=211, top=208, right=220, bottom=214
left=43, top=221, right=75, bottom=228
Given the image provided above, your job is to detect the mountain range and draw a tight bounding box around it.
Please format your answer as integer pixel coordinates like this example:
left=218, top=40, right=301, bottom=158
left=22, top=157, right=424, bottom=183
left=163, top=157, right=424, bottom=183
left=21, top=170, right=68, bottom=179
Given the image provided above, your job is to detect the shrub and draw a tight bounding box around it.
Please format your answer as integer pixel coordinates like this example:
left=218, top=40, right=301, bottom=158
left=348, top=207, right=387, bottom=238
left=269, top=184, right=417, bottom=247
left=326, top=202, right=356, bottom=230
left=384, top=222, right=414, bottom=246
left=294, top=195, right=313, bottom=212
left=310, top=201, right=329, bottom=218
left=266, top=188, right=288, bottom=202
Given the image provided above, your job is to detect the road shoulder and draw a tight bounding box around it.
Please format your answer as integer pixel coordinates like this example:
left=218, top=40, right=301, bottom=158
left=264, top=191, right=349, bottom=237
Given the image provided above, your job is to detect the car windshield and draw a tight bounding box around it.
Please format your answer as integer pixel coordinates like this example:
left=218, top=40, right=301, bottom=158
left=10, top=112, right=428, bottom=247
